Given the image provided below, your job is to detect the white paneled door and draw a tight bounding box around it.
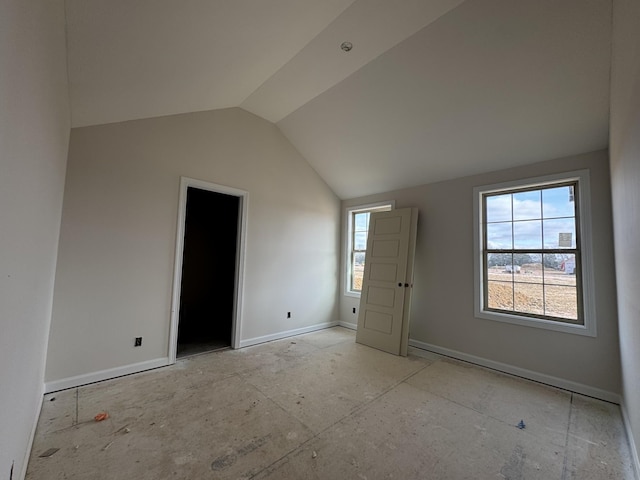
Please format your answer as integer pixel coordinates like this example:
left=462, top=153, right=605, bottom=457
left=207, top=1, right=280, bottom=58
left=356, top=208, right=418, bottom=356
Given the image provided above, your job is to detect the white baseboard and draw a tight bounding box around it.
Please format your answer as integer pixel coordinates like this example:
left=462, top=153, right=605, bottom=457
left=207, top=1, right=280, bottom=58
left=621, top=400, right=640, bottom=479
left=408, top=339, right=620, bottom=404
left=239, top=321, right=338, bottom=348
left=44, top=357, right=170, bottom=393
left=45, top=323, right=342, bottom=392
left=338, top=321, right=357, bottom=330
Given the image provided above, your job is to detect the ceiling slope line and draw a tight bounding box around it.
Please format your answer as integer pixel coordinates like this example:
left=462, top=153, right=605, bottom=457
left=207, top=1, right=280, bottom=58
left=241, top=0, right=467, bottom=123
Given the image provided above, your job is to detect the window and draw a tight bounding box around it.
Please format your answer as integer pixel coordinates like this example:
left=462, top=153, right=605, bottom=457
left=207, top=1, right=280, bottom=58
left=346, top=202, right=394, bottom=296
left=474, top=171, right=595, bottom=336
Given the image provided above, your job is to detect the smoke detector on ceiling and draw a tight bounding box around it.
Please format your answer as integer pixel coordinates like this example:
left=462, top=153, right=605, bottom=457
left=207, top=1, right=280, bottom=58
left=340, top=42, right=353, bottom=52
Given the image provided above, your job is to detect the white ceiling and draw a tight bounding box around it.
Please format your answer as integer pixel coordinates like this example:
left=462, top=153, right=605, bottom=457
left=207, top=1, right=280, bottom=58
left=65, top=0, right=356, bottom=126
left=65, top=0, right=612, bottom=199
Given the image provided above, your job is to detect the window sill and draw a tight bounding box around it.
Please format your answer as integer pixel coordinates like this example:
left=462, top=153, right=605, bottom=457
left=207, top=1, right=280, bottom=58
left=474, top=308, right=596, bottom=337
left=345, top=291, right=362, bottom=298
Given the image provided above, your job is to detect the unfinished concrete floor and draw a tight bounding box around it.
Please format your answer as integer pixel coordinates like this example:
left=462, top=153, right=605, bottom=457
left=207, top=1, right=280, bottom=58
left=27, top=327, right=635, bottom=479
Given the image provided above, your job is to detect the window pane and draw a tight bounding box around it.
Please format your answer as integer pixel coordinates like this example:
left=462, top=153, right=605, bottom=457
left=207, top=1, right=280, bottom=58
left=513, top=190, right=541, bottom=221
left=487, top=281, right=513, bottom=310
left=354, top=212, right=369, bottom=232
left=352, top=252, right=366, bottom=291
left=514, top=282, right=544, bottom=315
left=486, top=194, right=512, bottom=223
left=543, top=218, right=576, bottom=249
left=517, top=254, right=542, bottom=284
left=544, top=254, right=576, bottom=287
left=544, top=285, right=578, bottom=320
left=559, top=254, right=577, bottom=280
left=542, top=186, right=575, bottom=219
left=487, top=253, right=513, bottom=280
left=513, top=220, right=542, bottom=249
left=542, top=253, right=562, bottom=272
left=354, top=232, right=367, bottom=250
left=487, top=222, right=512, bottom=249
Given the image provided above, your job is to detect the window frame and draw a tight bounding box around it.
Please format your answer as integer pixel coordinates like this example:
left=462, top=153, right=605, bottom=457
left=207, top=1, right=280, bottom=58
left=345, top=201, right=394, bottom=297
left=473, top=170, right=596, bottom=336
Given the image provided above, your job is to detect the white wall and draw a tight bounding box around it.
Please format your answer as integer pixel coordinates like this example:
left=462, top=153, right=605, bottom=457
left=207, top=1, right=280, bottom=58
left=342, top=151, right=621, bottom=397
left=611, top=0, right=640, bottom=470
left=0, top=0, right=70, bottom=477
left=45, top=107, right=340, bottom=385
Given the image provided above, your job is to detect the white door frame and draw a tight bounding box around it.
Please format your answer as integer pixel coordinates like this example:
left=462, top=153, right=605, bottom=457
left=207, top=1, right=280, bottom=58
left=168, top=176, right=248, bottom=363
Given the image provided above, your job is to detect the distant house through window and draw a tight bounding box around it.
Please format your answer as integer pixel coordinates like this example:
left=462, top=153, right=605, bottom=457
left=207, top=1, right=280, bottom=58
left=474, top=171, right=596, bottom=336
left=346, top=202, right=393, bottom=296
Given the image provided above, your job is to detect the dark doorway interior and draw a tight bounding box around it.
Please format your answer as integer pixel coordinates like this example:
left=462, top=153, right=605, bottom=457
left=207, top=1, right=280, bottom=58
left=177, top=187, right=239, bottom=357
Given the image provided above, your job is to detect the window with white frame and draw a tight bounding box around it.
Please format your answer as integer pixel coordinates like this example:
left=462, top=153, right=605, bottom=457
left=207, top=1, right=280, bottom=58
left=346, top=202, right=393, bottom=295
left=474, top=171, right=596, bottom=336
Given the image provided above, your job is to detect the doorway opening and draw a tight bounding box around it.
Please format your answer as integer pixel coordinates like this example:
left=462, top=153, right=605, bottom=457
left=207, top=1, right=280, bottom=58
left=169, top=178, right=248, bottom=361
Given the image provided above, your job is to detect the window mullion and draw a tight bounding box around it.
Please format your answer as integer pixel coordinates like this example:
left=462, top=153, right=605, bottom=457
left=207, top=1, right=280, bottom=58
left=510, top=194, right=515, bottom=311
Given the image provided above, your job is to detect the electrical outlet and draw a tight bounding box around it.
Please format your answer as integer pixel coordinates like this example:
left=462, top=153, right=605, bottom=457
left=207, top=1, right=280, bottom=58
left=353, top=307, right=356, bottom=314
left=134, top=337, right=142, bottom=347
left=287, top=312, right=291, bottom=318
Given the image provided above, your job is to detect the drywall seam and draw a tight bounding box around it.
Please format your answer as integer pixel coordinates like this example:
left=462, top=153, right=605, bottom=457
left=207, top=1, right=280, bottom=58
left=44, top=358, right=169, bottom=393
left=622, top=399, right=640, bottom=480
left=19, top=385, right=44, bottom=480
left=239, top=321, right=339, bottom=348
left=408, top=340, right=620, bottom=404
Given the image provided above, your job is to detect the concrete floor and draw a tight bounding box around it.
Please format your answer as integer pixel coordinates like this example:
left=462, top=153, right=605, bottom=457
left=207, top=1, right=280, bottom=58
left=27, top=327, right=635, bottom=479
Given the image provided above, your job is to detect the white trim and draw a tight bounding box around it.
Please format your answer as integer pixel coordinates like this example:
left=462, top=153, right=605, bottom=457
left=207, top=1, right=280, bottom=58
left=344, top=201, right=395, bottom=297
left=344, top=292, right=362, bottom=299
left=44, top=357, right=169, bottom=393
left=621, top=400, right=640, bottom=479
left=338, top=321, right=357, bottom=330
left=473, top=169, right=597, bottom=337
left=474, top=309, right=594, bottom=336
left=20, top=385, right=44, bottom=480
left=169, top=177, right=249, bottom=362
left=408, top=339, right=620, bottom=404
left=239, top=322, right=338, bottom=348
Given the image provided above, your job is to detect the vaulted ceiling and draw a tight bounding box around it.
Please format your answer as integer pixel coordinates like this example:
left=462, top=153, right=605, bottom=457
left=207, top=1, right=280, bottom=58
left=65, top=0, right=611, bottom=199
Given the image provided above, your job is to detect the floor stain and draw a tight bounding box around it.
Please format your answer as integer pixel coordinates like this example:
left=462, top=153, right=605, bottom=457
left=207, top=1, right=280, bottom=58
left=211, top=434, right=272, bottom=471
left=500, top=444, right=526, bottom=480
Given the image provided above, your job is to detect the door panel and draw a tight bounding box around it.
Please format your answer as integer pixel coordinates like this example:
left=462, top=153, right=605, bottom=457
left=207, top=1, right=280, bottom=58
left=374, top=216, right=402, bottom=234
left=371, top=239, right=400, bottom=257
left=356, top=208, right=418, bottom=355
left=366, top=286, right=395, bottom=307
left=369, top=263, right=397, bottom=281
left=363, top=311, right=394, bottom=334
